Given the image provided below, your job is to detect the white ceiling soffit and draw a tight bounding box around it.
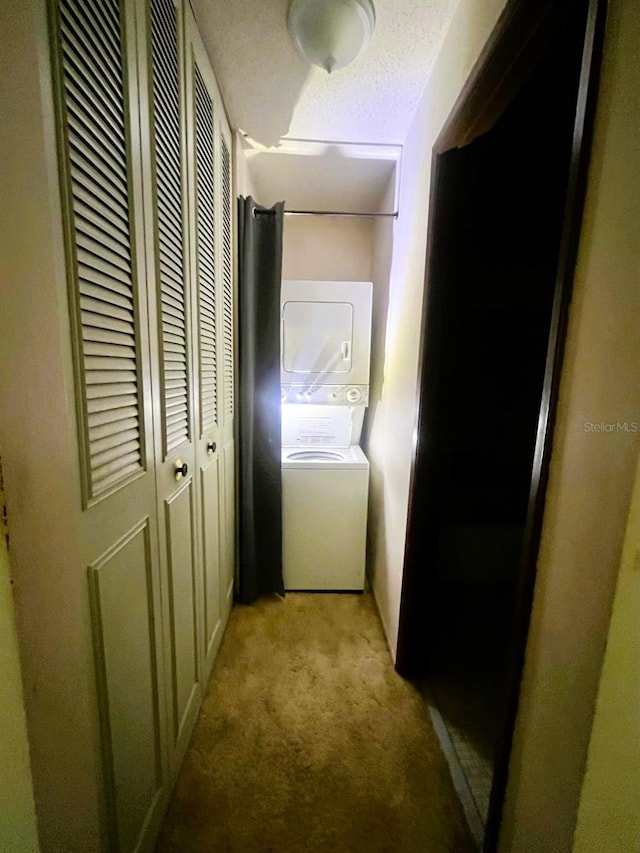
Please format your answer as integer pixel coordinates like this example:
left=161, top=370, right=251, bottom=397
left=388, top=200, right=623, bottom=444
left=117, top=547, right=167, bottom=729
left=243, top=138, right=401, bottom=212
left=190, top=0, right=459, bottom=147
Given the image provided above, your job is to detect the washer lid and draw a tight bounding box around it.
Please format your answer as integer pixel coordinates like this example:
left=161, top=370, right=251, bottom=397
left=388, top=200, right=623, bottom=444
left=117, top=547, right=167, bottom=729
left=282, top=444, right=369, bottom=470
left=286, top=450, right=345, bottom=461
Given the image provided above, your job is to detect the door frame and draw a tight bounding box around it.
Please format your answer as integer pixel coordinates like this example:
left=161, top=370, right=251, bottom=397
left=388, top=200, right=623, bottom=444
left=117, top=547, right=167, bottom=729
left=394, top=0, right=607, bottom=847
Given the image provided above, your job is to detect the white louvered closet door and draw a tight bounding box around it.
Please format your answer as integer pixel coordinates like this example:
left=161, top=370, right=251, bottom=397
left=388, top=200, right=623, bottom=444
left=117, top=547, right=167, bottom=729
left=50, top=0, right=170, bottom=849
left=184, top=7, right=235, bottom=678
left=50, top=0, right=236, bottom=844
left=143, top=0, right=203, bottom=768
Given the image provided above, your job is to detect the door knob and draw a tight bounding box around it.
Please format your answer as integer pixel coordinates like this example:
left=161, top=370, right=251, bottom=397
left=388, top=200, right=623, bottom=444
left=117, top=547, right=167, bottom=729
left=207, top=441, right=216, bottom=455
left=174, top=459, right=188, bottom=481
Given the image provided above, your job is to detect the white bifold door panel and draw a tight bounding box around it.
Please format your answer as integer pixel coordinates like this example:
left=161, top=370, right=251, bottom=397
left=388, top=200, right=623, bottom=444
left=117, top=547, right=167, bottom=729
left=47, top=0, right=236, bottom=848
left=185, top=8, right=236, bottom=681
left=50, top=0, right=169, bottom=849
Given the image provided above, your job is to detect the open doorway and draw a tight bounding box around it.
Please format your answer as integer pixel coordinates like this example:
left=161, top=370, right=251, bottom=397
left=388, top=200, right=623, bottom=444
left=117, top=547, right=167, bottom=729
left=395, top=0, right=606, bottom=848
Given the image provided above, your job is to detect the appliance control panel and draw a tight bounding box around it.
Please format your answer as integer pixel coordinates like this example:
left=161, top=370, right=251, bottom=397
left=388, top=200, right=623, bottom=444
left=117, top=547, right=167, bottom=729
left=281, top=384, right=369, bottom=405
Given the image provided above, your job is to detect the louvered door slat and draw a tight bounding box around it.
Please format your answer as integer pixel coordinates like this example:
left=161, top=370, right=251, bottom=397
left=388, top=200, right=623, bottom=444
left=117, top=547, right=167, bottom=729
left=154, top=0, right=181, bottom=39
left=61, top=52, right=124, bottom=132
left=59, top=11, right=121, bottom=92
left=54, top=0, right=143, bottom=501
left=90, top=420, right=139, bottom=450
left=165, top=357, right=188, bottom=370
left=68, top=159, right=128, bottom=223
left=150, top=0, right=189, bottom=456
left=166, top=397, right=187, bottom=414
left=156, top=196, right=183, bottom=240
left=166, top=414, right=188, bottom=432
left=162, top=324, right=186, bottom=342
left=75, top=202, right=130, bottom=250
left=82, top=312, right=133, bottom=338
left=76, top=224, right=133, bottom=268
left=152, top=78, right=180, bottom=120
left=161, top=288, right=185, bottom=313
left=163, top=331, right=185, bottom=347
left=85, top=370, right=138, bottom=386
left=78, top=249, right=132, bottom=288
left=80, top=280, right=133, bottom=310
left=199, top=303, right=215, bottom=321
left=91, top=438, right=141, bottom=471
left=161, top=314, right=186, bottom=334
left=165, top=381, right=186, bottom=395
left=220, top=135, right=234, bottom=421
left=92, top=453, right=142, bottom=490
left=90, top=426, right=139, bottom=454
left=198, top=263, right=215, bottom=291
left=68, top=145, right=129, bottom=208
left=157, top=232, right=185, bottom=278
left=194, top=65, right=217, bottom=436
left=155, top=156, right=181, bottom=199
left=154, top=109, right=181, bottom=156
left=166, top=421, right=188, bottom=440
left=84, top=357, right=137, bottom=374
left=88, top=404, right=139, bottom=427
left=84, top=339, right=136, bottom=356
left=65, top=0, right=121, bottom=58
left=86, top=380, right=136, bottom=398
left=157, top=271, right=185, bottom=304
left=71, top=164, right=129, bottom=222
left=92, top=0, right=122, bottom=33
left=74, top=186, right=129, bottom=239
left=165, top=379, right=187, bottom=392
left=66, top=93, right=127, bottom=171
left=80, top=296, right=133, bottom=324
left=87, top=393, right=138, bottom=414
left=76, top=222, right=130, bottom=261
left=71, top=160, right=128, bottom=221
left=162, top=302, right=186, bottom=325
left=83, top=326, right=134, bottom=346
left=79, top=264, right=135, bottom=299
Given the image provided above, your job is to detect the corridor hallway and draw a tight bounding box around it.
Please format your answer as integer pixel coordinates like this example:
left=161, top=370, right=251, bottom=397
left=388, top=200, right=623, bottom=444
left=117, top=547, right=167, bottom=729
left=155, top=594, right=475, bottom=852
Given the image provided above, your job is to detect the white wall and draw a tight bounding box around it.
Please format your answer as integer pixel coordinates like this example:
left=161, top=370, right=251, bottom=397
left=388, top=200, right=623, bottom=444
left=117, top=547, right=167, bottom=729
left=500, top=0, right=640, bottom=847
left=281, top=216, right=373, bottom=282
left=365, top=0, right=509, bottom=658
left=0, top=476, right=39, bottom=852
left=234, top=132, right=260, bottom=200
left=572, top=451, right=640, bottom=853
left=361, top=175, right=395, bottom=640
left=238, top=138, right=377, bottom=285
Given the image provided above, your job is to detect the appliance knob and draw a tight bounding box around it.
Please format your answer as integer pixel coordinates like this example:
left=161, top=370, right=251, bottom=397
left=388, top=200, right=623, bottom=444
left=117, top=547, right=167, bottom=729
left=346, top=387, right=361, bottom=403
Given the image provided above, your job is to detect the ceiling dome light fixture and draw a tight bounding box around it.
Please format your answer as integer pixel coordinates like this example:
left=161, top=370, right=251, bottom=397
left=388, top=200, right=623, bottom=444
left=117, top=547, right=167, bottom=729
left=287, top=0, right=376, bottom=75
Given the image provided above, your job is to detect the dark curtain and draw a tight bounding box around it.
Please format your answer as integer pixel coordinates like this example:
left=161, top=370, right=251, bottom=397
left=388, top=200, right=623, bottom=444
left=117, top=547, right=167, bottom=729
left=236, top=196, right=285, bottom=603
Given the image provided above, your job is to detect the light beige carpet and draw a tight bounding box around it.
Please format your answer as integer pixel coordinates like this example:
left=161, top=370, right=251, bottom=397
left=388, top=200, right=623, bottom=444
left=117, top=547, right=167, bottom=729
left=156, top=593, right=476, bottom=853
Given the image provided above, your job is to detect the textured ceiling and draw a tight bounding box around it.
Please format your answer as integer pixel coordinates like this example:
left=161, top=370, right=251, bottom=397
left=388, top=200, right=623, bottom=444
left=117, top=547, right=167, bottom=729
left=190, top=0, right=459, bottom=147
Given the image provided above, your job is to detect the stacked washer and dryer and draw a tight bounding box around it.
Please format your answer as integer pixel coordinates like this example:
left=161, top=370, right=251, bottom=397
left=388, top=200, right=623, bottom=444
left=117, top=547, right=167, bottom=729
left=281, top=280, right=373, bottom=591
